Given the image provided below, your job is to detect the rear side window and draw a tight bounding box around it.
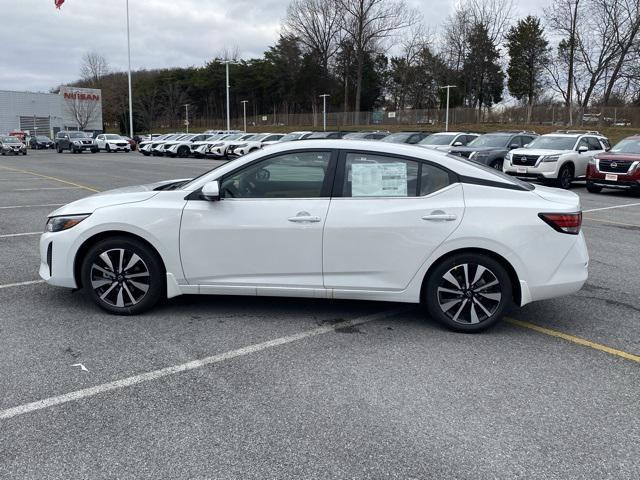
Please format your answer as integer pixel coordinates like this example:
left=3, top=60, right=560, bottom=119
left=586, top=137, right=603, bottom=150
left=343, top=153, right=451, bottom=197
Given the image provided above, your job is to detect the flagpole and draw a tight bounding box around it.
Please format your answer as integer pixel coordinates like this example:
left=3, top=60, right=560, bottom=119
left=126, top=0, right=134, bottom=138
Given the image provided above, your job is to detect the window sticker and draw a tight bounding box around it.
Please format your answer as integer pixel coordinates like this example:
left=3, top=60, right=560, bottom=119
left=351, top=162, right=407, bottom=196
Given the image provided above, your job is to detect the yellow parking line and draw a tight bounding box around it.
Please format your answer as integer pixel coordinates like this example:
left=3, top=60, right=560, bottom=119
left=506, top=318, right=640, bottom=363
left=0, top=166, right=101, bottom=193
left=583, top=216, right=640, bottom=228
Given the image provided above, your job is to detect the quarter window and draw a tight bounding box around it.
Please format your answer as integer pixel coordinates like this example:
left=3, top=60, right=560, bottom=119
left=220, top=151, right=331, bottom=199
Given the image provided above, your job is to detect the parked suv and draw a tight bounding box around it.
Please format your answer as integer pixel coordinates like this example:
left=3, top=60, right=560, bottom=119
left=586, top=135, right=640, bottom=193
left=0, top=135, right=27, bottom=155
left=449, top=131, right=537, bottom=170
left=95, top=134, right=131, bottom=152
left=504, top=131, right=610, bottom=189
left=55, top=131, right=98, bottom=154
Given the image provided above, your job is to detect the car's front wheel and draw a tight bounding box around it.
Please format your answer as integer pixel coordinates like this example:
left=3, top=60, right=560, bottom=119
left=81, top=236, right=165, bottom=315
left=556, top=164, right=574, bottom=189
left=586, top=182, right=602, bottom=193
left=424, top=253, right=512, bottom=333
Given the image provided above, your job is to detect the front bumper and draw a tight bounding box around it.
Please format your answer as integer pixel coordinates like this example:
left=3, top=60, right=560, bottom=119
left=504, top=160, right=559, bottom=179
left=587, top=172, right=640, bottom=190
left=39, top=230, right=79, bottom=289
left=107, top=143, right=131, bottom=151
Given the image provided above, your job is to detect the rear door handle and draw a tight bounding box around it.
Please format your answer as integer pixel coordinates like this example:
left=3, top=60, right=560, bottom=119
left=288, top=211, right=321, bottom=223
left=422, top=213, right=457, bottom=222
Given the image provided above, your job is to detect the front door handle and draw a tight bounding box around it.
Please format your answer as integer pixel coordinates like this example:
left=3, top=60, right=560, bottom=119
left=288, top=211, right=321, bottom=223
left=422, top=211, right=457, bottom=222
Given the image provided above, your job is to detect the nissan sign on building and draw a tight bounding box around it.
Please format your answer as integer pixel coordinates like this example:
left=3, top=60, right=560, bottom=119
left=0, top=86, right=103, bottom=136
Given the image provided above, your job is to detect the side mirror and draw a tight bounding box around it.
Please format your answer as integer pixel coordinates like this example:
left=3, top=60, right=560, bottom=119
left=452, top=141, right=463, bottom=147
left=509, top=144, right=519, bottom=150
left=201, top=180, right=220, bottom=201
left=523, top=143, right=530, bottom=148
left=578, top=145, right=588, bottom=153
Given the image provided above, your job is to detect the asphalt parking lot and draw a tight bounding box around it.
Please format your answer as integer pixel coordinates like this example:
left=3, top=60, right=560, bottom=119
left=1, top=149, right=638, bottom=479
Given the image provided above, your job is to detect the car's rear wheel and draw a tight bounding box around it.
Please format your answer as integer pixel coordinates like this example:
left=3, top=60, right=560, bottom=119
left=81, top=236, right=165, bottom=315
left=424, top=253, right=512, bottom=333
left=177, top=146, right=190, bottom=158
left=556, top=164, right=574, bottom=189
left=586, top=182, right=602, bottom=193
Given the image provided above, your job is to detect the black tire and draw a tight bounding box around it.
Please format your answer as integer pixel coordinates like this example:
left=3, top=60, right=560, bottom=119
left=57, top=145, right=63, bottom=153
left=81, top=236, right=165, bottom=315
left=491, top=158, right=504, bottom=170
left=586, top=182, right=602, bottom=193
left=177, top=146, right=189, bottom=158
left=91, top=148, right=99, bottom=153
left=23, top=151, right=27, bottom=156
left=423, top=253, right=512, bottom=333
left=555, top=164, right=574, bottom=189
left=141, top=150, right=150, bottom=156
left=106, top=144, right=111, bottom=153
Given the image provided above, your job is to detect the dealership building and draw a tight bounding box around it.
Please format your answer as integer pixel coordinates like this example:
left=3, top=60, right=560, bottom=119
left=0, top=86, right=103, bottom=137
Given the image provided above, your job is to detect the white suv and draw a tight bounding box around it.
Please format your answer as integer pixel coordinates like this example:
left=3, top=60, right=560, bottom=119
left=504, top=131, right=610, bottom=189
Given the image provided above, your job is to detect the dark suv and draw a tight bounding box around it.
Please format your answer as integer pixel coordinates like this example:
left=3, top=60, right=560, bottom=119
left=449, top=131, right=538, bottom=170
left=55, top=131, right=98, bottom=154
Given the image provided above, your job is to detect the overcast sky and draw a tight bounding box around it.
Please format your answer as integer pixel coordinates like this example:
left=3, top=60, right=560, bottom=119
left=0, top=0, right=545, bottom=93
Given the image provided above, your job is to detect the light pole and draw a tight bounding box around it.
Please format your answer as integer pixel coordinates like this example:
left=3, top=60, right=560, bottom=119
left=241, top=100, right=248, bottom=132
left=224, top=60, right=234, bottom=132
left=440, top=85, right=456, bottom=132
left=184, top=104, right=190, bottom=133
left=126, top=0, right=134, bottom=138
left=319, top=94, right=330, bottom=131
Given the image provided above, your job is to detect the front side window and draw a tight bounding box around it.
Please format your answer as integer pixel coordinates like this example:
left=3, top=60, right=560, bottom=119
left=586, top=137, right=603, bottom=150
left=220, top=151, right=331, bottom=199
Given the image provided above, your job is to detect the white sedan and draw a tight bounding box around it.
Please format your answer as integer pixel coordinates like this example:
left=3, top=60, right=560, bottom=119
left=95, top=134, right=131, bottom=152
left=39, top=140, right=588, bottom=332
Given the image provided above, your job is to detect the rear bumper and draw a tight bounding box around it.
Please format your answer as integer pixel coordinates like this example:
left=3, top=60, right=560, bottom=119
left=523, top=232, right=589, bottom=305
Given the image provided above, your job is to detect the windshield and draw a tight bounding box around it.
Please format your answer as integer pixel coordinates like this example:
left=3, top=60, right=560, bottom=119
left=419, top=134, right=456, bottom=146
left=468, top=134, right=510, bottom=148
left=343, top=132, right=369, bottom=139
left=380, top=133, right=411, bottom=143
left=223, top=134, right=245, bottom=141
left=246, top=134, right=268, bottom=141
left=280, top=133, right=304, bottom=141
left=105, top=134, right=121, bottom=140
left=68, top=132, right=87, bottom=139
left=2, top=136, right=20, bottom=143
left=527, top=136, right=577, bottom=150
left=610, top=139, right=640, bottom=154
left=37, top=136, right=51, bottom=141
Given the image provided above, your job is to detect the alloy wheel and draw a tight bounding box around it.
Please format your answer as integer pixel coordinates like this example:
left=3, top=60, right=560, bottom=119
left=436, top=263, right=502, bottom=325
left=90, top=248, right=150, bottom=308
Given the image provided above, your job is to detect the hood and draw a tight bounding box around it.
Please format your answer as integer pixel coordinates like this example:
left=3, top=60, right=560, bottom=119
left=595, top=151, right=640, bottom=161
left=47, top=178, right=188, bottom=217
left=533, top=184, right=581, bottom=210
left=450, top=146, right=504, bottom=154
left=511, top=148, right=569, bottom=156
left=421, top=145, right=451, bottom=151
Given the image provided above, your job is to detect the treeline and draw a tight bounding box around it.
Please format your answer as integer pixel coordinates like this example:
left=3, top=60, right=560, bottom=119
left=71, top=0, right=640, bottom=131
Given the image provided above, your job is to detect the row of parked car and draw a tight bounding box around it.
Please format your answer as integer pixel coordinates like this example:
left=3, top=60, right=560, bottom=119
left=136, top=128, right=638, bottom=192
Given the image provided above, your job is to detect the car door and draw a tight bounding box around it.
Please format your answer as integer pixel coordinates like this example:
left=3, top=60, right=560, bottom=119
left=323, top=151, right=464, bottom=293
left=575, top=137, right=603, bottom=177
left=180, top=150, right=337, bottom=294
left=95, top=135, right=105, bottom=149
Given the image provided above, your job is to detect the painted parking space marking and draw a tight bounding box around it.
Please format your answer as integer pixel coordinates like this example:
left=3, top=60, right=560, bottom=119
left=583, top=217, right=640, bottom=228
left=0, top=232, right=41, bottom=239
left=0, top=166, right=101, bottom=193
left=0, top=280, right=45, bottom=290
left=0, top=204, right=63, bottom=210
left=506, top=318, right=640, bottom=363
left=0, top=307, right=409, bottom=420
left=14, top=187, right=85, bottom=191
left=583, top=201, right=640, bottom=213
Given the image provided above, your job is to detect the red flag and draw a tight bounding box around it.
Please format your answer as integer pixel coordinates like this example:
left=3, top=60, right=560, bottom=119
left=55, top=0, right=64, bottom=8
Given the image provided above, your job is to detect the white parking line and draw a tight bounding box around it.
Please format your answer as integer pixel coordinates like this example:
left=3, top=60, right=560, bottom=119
left=0, top=204, right=63, bottom=210
left=0, top=280, right=45, bottom=290
left=14, top=187, right=83, bottom=191
left=584, top=202, right=640, bottom=213
left=0, top=232, right=40, bottom=238
left=0, top=306, right=409, bottom=420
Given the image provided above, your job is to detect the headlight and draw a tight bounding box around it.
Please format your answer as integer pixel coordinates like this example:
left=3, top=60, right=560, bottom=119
left=588, top=157, right=597, bottom=166
left=542, top=155, right=559, bottom=162
left=236, top=143, right=248, bottom=148
left=46, top=214, right=90, bottom=232
left=468, top=152, right=477, bottom=159
left=73, top=140, right=81, bottom=145
left=505, top=152, right=513, bottom=161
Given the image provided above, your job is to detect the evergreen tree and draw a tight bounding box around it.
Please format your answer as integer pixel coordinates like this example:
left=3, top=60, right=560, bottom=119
left=506, top=16, right=550, bottom=121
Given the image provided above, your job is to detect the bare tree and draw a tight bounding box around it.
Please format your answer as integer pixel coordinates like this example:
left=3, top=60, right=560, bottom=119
left=65, top=93, right=101, bottom=130
left=80, top=51, right=109, bottom=89
left=283, top=0, right=343, bottom=72
left=337, top=0, right=415, bottom=122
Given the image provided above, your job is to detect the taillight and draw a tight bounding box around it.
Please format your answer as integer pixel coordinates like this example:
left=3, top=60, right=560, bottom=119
left=538, top=212, right=582, bottom=235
